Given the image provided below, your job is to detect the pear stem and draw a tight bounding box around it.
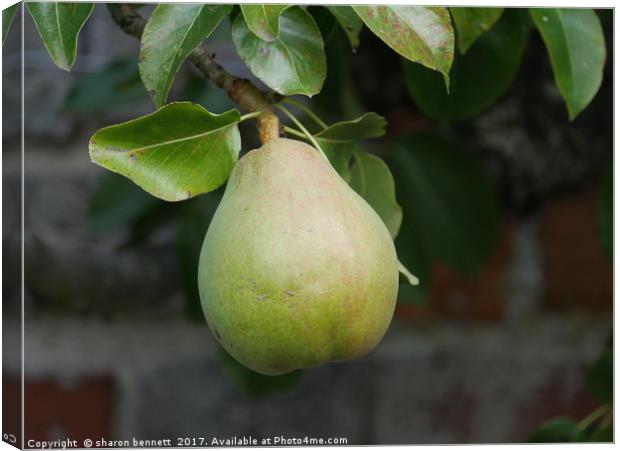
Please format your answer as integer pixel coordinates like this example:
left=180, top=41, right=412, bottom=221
left=282, top=98, right=328, bottom=130
left=107, top=3, right=280, bottom=145
left=283, top=126, right=308, bottom=140
left=240, top=111, right=262, bottom=122
left=276, top=104, right=328, bottom=160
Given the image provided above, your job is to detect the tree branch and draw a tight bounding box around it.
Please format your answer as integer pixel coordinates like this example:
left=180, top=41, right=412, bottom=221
left=107, top=3, right=280, bottom=144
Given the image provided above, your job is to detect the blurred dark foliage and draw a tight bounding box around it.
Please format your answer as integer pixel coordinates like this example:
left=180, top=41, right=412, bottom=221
left=311, top=9, right=613, bottom=212
left=528, top=334, right=612, bottom=443
left=64, top=58, right=146, bottom=113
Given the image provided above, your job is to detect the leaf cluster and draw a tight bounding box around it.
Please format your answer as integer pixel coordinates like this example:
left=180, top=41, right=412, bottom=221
left=3, top=2, right=609, bottom=307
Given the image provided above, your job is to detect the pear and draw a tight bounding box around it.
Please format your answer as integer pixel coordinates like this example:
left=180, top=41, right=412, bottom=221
left=198, top=138, right=398, bottom=375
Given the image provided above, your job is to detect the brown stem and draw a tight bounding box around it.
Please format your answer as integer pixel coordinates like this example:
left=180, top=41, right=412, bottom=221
left=107, top=3, right=280, bottom=144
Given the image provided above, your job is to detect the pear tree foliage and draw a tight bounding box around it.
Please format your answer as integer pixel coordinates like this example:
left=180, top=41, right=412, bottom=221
left=7, top=2, right=607, bottom=303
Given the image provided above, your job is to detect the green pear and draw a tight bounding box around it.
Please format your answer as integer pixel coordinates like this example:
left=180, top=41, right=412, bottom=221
left=198, top=138, right=398, bottom=375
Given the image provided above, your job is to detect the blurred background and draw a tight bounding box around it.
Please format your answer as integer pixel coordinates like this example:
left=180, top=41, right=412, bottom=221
left=3, top=4, right=613, bottom=445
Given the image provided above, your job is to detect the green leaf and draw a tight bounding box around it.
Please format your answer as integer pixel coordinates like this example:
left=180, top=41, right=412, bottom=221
left=219, top=347, right=303, bottom=398
left=140, top=4, right=231, bottom=108
left=598, top=164, right=612, bottom=260
left=311, top=19, right=365, bottom=119
left=89, top=102, right=241, bottom=202
left=450, top=7, right=504, bottom=53
left=530, top=8, right=606, bottom=120
left=398, top=261, right=419, bottom=286
left=65, top=58, right=146, bottom=112
left=586, top=340, right=612, bottom=404
left=87, top=172, right=161, bottom=230
left=232, top=6, right=326, bottom=96
left=349, top=150, right=402, bottom=239
left=310, top=5, right=338, bottom=45
left=313, top=113, right=386, bottom=183
left=388, top=133, right=498, bottom=276
left=353, top=6, right=454, bottom=87
left=528, top=417, right=577, bottom=443
left=315, top=112, right=386, bottom=141
left=404, top=9, right=529, bottom=121
left=319, top=141, right=354, bottom=183
left=240, top=4, right=288, bottom=41
left=26, top=2, right=94, bottom=71
left=326, top=6, right=362, bottom=51
left=3, top=3, right=18, bottom=45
